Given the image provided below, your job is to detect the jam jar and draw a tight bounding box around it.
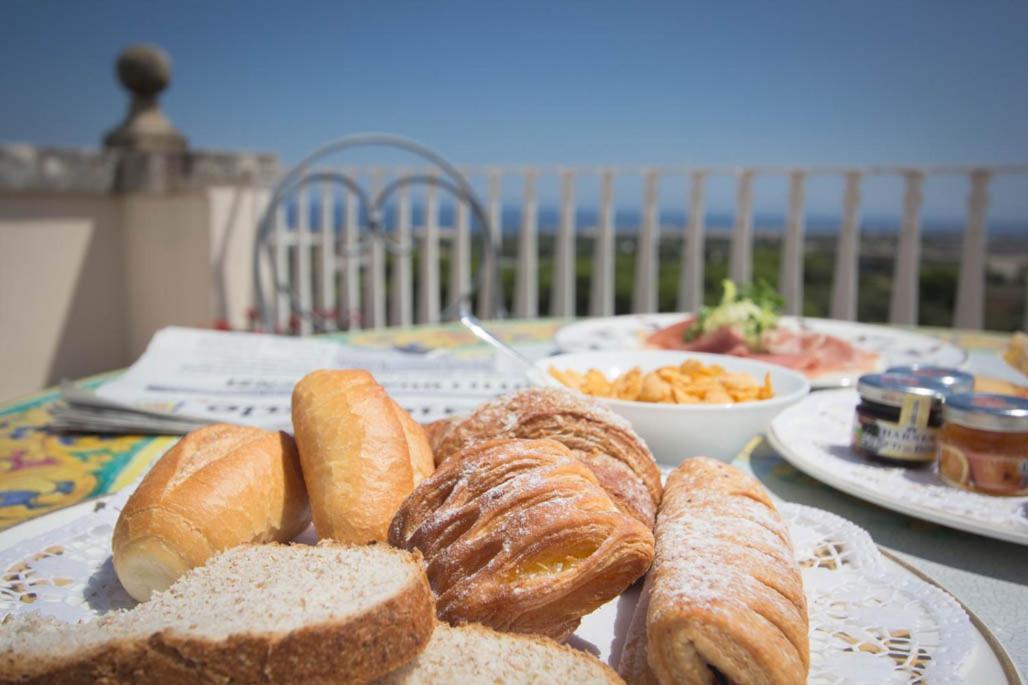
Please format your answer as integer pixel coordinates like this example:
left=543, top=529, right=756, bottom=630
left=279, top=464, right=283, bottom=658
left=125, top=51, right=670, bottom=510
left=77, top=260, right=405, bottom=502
left=852, top=372, right=948, bottom=464
left=936, top=393, right=1028, bottom=496
left=885, top=365, right=975, bottom=395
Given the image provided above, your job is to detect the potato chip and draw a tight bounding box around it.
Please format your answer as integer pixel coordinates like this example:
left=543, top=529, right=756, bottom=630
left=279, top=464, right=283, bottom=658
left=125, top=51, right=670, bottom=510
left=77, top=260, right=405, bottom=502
left=639, top=372, right=672, bottom=402
left=548, top=358, right=775, bottom=405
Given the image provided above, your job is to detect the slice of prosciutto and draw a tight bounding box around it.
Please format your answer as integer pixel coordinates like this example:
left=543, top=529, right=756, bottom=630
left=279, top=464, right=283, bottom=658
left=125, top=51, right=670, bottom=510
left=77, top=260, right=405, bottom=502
left=644, top=317, right=879, bottom=378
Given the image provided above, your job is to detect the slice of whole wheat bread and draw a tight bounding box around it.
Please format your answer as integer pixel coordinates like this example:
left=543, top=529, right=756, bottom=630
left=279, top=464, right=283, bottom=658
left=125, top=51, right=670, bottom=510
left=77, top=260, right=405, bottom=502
left=378, top=622, right=624, bottom=684
left=0, top=542, right=434, bottom=685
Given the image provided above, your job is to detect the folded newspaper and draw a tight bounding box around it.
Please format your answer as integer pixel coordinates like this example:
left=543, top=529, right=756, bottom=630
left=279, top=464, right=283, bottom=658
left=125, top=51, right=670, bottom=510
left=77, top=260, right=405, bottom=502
left=52, top=326, right=527, bottom=435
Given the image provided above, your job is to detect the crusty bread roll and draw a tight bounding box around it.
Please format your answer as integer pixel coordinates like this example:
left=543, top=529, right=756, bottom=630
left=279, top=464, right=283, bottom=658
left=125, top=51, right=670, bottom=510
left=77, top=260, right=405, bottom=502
left=291, top=369, right=434, bottom=543
left=398, top=405, right=436, bottom=484
left=112, top=424, right=310, bottom=602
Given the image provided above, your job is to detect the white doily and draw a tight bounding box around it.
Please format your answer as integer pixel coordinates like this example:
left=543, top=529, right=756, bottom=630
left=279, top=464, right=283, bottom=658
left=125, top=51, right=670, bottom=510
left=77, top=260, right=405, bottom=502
left=780, top=504, right=972, bottom=685
left=769, top=390, right=1028, bottom=545
left=0, top=492, right=975, bottom=683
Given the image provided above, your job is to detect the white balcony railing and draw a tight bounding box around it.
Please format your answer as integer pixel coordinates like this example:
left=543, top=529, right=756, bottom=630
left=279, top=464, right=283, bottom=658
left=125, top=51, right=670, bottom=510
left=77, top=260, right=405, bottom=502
left=259, top=164, right=1028, bottom=335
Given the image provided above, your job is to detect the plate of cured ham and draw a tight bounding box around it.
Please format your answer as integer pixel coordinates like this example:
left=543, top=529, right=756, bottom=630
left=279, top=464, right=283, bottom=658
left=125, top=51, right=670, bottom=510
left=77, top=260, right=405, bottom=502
left=556, top=313, right=966, bottom=390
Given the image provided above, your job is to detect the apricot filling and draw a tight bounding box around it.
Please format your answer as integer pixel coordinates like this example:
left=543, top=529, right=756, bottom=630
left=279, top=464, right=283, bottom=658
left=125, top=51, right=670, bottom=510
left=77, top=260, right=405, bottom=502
left=505, top=543, right=599, bottom=582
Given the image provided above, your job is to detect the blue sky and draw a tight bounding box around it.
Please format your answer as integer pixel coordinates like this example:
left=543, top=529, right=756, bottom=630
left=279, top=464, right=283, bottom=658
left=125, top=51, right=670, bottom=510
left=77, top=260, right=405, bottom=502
left=3, top=1, right=1028, bottom=221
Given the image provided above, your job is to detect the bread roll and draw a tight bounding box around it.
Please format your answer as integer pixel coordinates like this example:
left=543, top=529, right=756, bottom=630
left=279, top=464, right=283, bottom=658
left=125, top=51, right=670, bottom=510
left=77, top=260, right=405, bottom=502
left=291, top=369, right=434, bottom=543
left=112, top=424, right=310, bottom=602
left=398, top=405, right=436, bottom=484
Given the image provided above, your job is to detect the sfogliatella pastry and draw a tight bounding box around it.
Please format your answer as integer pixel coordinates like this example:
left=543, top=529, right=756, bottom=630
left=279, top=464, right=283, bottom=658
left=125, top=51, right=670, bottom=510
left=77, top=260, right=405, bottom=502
left=618, top=457, right=808, bottom=685
left=112, top=424, right=310, bottom=602
left=430, top=387, right=662, bottom=528
left=389, top=438, right=655, bottom=641
left=423, top=415, right=460, bottom=456
left=292, top=369, right=434, bottom=543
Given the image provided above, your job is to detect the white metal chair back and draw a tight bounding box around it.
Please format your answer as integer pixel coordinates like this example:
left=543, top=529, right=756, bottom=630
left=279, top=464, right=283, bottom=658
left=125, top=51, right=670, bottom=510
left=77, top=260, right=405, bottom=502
left=253, top=134, right=502, bottom=334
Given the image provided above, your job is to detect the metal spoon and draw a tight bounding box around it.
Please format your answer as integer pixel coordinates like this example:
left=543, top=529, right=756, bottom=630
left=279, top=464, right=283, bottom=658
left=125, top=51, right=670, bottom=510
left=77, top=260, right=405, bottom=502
left=459, top=312, right=558, bottom=387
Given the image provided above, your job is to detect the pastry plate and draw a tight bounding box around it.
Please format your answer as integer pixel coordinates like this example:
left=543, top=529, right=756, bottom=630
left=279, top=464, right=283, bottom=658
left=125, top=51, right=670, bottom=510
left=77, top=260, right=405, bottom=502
left=767, top=389, right=1028, bottom=546
left=554, top=314, right=968, bottom=389
left=0, top=486, right=1017, bottom=684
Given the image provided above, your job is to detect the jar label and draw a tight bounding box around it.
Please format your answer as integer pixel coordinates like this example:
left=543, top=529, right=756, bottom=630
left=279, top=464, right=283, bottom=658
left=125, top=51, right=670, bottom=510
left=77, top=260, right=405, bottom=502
left=897, top=395, right=933, bottom=430
left=852, top=414, right=937, bottom=462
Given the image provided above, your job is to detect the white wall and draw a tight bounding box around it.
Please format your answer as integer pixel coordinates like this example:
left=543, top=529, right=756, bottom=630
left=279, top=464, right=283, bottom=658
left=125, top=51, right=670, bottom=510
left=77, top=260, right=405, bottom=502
left=0, top=185, right=268, bottom=401
left=121, top=193, right=211, bottom=358
left=0, top=194, right=126, bottom=401
left=207, top=186, right=269, bottom=332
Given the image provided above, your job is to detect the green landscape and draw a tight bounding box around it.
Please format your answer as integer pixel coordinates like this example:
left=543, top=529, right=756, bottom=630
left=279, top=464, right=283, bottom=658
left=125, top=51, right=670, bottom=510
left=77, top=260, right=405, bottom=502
left=423, top=233, right=1026, bottom=331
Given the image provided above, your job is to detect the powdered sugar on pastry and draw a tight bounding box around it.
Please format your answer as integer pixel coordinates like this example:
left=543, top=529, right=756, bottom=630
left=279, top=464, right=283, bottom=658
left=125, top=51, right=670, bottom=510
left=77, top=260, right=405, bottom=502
left=390, top=438, right=654, bottom=642
left=620, top=457, right=809, bottom=685
left=431, top=388, right=662, bottom=528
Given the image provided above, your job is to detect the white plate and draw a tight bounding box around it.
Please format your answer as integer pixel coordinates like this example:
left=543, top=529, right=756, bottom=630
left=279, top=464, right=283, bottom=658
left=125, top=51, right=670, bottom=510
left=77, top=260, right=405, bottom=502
left=0, top=486, right=1016, bottom=684
left=768, top=389, right=1028, bottom=546
left=555, top=314, right=968, bottom=389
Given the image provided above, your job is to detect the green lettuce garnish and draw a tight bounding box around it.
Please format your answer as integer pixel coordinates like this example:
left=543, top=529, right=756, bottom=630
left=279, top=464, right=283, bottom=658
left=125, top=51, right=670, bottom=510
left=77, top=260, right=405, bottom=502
left=683, top=279, right=784, bottom=351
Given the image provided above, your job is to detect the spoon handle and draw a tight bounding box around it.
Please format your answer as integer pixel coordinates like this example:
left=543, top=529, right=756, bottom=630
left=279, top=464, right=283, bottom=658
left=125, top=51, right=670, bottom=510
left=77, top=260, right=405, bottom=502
left=459, top=313, right=554, bottom=386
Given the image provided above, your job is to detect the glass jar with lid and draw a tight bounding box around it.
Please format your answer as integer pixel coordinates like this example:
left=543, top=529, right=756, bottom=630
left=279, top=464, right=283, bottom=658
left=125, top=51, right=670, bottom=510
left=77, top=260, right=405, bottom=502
left=936, top=393, right=1028, bottom=496
left=852, top=372, right=949, bottom=464
left=885, top=365, right=975, bottom=396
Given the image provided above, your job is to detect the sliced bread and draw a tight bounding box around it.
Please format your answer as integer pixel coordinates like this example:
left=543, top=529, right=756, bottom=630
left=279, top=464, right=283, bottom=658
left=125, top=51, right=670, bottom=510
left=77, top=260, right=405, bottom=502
left=378, top=623, right=624, bottom=684
left=0, top=543, right=434, bottom=685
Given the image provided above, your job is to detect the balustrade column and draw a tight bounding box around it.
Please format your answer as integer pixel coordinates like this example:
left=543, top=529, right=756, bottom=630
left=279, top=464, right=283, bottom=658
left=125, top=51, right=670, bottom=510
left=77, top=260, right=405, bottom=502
left=363, top=169, right=386, bottom=328
left=779, top=171, right=806, bottom=316
left=294, top=186, right=313, bottom=335
left=341, top=180, right=361, bottom=330
left=450, top=167, right=472, bottom=320
left=632, top=169, right=660, bottom=313
left=677, top=171, right=706, bottom=312
left=318, top=181, right=337, bottom=331
left=273, top=204, right=290, bottom=333
left=831, top=171, right=862, bottom=321
left=514, top=168, right=539, bottom=318
left=730, top=169, right=755, bottom=284
left=551, top=169, right=576, bottom=316
left=590, top=169, right=615, bottom=316
left=418, top=172, right=441, bottom=324
left=477, top=169, right=502, bottom=319
left=954, top=169, right=991, bottom=329
left=889, top=170, right=924, bottom=325
left=390, top=179, right=413, bottom=326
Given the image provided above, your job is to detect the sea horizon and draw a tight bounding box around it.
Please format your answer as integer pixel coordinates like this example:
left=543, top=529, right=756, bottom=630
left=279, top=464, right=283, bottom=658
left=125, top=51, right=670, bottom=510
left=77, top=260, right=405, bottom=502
left=284, top=200, right=1028, bottom=238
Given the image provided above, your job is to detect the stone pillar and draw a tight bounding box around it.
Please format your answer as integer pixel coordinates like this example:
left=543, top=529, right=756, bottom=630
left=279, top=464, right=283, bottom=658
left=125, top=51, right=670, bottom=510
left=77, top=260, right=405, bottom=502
left=103, top=45, right=190, bottom=193
left=0, top=44, right=279, bottom=398
left=104, top=44, right=187, bottom=153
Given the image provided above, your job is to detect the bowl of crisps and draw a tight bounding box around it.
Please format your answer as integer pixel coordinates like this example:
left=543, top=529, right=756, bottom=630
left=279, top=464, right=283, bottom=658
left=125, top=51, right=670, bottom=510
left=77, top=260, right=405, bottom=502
left=535, top=350, right=810, bottom=465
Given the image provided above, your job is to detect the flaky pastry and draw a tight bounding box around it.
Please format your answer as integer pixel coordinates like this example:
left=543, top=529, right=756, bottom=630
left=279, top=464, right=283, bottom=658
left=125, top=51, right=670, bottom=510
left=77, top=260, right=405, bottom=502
left=619, top=457, right=808, bottom=685
left=389, top=438, right=655, bottom=642
left=429, top=388, right=662, bottom=527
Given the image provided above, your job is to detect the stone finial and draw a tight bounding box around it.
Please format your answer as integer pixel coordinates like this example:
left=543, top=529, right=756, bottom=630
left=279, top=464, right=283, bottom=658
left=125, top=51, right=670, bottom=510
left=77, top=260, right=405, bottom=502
left=103, top=44, right=187, bottom=151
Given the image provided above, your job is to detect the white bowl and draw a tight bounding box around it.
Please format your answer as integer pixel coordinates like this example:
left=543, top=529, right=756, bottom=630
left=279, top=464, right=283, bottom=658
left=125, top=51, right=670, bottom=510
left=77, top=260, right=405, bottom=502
left=532, top=350, right=811, bottom=466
